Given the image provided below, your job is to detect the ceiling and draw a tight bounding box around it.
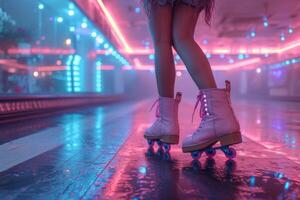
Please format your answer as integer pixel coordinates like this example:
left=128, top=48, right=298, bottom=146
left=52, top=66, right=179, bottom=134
left=98, top=0, right=300, bottom=69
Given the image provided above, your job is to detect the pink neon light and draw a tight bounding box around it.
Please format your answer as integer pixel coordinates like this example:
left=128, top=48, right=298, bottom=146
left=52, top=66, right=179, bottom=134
left=118, top=38, right=300, bottom=55
left=96, top=0, right=133, bottom=53
left=95, top=50, right=108, bottom=55
left=213, top=58, right=262, bottom=71
left=34, top=66, right=68, bottom=72
left=210, top=49, right=231, bottom=54
left=6, top=48, right=75, bottom=55
left=278, top=39, right=300, bottom=53
left=133, top=58, right=155, bottom=70
left=0, top=59, right=68, bottom=71
left=128, top=57, right=261, bottom=71
left=0, top=59, right=27, bottom=69
left=122, top=66, right=133, bottom=70
left=96, top=65, right=115, bottom=70
left=120, top=47, right=279, bottom=55
left=120, top=49, right=154, bottom=55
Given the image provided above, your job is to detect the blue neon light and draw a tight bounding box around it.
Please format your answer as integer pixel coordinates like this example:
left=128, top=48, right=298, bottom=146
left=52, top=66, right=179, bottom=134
left=66, top=55, right=82, bottom=93
left=269, top=57, right=300, bottom=69
left=96, top=61, right=102, bottom=92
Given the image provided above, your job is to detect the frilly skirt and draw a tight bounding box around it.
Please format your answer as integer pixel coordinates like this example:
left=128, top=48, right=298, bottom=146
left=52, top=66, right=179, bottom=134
left=142, top=0, right=205, bottom=16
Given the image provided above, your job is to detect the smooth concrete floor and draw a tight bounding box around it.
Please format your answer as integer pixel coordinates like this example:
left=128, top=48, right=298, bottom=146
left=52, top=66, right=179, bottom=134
left=0, top=99, right=299, bottom=199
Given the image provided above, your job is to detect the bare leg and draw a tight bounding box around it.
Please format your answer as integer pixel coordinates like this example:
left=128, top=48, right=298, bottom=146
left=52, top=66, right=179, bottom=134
left=147, top=4, right=175, bottom=98
left=172, top=4, right=216, bottom=89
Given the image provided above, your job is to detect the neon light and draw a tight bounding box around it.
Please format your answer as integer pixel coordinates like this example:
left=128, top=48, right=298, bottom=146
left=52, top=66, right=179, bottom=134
left=33, top=71, right=39, bottom=77
left=96, top=61, right=102, bottom=92
left=66, top=55, right=82, bottom=92
left=57, top=17, right=63, bottom=23
left=34, top=66, right=68, bottom=72
left=213, top=58, right=261, bottom=71
left=6, top=48, right=75, bottom=55
left=118, top=38, right=300, bottom=55
left=96, top=0, right=133, bottom=53
left=133, top=58, right=142, bottom=69
left=38, top=3, right=44, bottom=10
left=176, top=71, right=182, bottom=77
left=68, top=10, right=75, bottom=16
left=268, top=57, right=300, bottom=69
left=81, top=22, right=88, bottom=29
left=65, top=38, right=72, bottom=46
left=128, top=57, right=262, bottom=71
left=119, top=49, right=153, bottom=55
left=277, top=39, right=300, bottom=53
left=256, top=68, right=262, bottom=74
left=238, top=54, right=244, bottom=60
left=122, top=66, right=133, bottom=70
left=96, top=36, right=104, bottom=44
left=104, top=43, right=109, bottom=49
left=280, top=34, right=285, bottom=42
left=0, top=59, right=27, bottom=69
left=96, top=65, right=115, bottom=70
left=69, top=26, right=75, bottom=32
left=91, top=32, right=97, bottom=37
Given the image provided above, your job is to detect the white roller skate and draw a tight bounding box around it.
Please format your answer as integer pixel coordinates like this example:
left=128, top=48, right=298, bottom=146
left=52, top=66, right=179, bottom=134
left=182, top=81, right=242, bottom=160
left=144, top=92, right=182, bottom=153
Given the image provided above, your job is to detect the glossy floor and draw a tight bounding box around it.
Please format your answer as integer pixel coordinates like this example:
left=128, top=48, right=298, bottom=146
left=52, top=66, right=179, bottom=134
left=0, top=99, right=299, bottom=199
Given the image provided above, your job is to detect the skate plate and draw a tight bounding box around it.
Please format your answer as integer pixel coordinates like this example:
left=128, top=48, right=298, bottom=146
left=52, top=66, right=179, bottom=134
left=189, top=145, right=237, bottom=160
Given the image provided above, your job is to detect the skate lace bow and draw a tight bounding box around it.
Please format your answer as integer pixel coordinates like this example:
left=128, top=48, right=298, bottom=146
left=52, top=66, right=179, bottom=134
left=192, top=92, right=210, bottom=123
left=149, top=98, right=160, bottom=118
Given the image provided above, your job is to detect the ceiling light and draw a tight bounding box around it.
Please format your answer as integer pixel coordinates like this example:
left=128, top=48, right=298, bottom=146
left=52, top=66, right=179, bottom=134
left=280, top=34, right=285, bottom=41
left=57, top=17, right=63, bottom=23
left=91, top=32, right=97, bottom=37
left=81, top=22, right=88, bottom=29
left=256, top=68, right=261, bottom=74
left=68, top=10, right=75, bottom=16
left=38, top=3, right=44, bottom=10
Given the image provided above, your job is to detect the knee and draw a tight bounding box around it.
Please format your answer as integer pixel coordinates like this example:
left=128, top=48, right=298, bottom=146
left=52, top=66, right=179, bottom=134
left=172, top=30, right=194, bottom=49
left=151, top=31, right=172, bottom=48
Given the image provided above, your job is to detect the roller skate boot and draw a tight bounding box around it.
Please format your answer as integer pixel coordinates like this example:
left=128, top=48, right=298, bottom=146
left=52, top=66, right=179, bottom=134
left=182, top=81, right=242, bottom=160
left=144, top=92, right=182, bottom=153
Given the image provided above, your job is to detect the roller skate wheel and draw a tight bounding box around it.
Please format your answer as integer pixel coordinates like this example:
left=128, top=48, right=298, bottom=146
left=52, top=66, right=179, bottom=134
left=147, top=139, right=154, bottom=147
left=146, top=147, right=155, bottom=156
left=225, top=147, right=236, bottom=159
left=205, top=148, right=216, bottom=158
left=163, top=143, right=171, bottom=152
left=191, top=151, right=202, bottom=160
left=156, top=140, right=163, bottom=147
left=157, top=147, right=164, bottom=156
left=164, top=152, right=171, bottom=160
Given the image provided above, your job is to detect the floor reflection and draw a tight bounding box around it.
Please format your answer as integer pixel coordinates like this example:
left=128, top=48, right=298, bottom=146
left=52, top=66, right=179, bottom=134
left=0, top=100, right=300, bottom=199
left=89, top=99, right=300, bottom=199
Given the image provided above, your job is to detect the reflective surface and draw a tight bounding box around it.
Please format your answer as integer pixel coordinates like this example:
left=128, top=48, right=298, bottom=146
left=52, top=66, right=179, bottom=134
left=0, top=99, right=300, bottom=199
left=0, top=0, right=129, bottom=95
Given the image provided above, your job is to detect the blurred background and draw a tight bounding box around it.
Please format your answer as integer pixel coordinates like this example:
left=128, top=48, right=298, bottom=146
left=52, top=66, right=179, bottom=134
left=0, top=0, right=299, bottom=100
left=0, top=1, right=300, bottom=198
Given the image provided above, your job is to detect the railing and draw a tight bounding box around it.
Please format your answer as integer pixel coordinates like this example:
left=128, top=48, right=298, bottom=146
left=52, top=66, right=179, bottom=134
left=0, top=94, right=123, bottom=123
